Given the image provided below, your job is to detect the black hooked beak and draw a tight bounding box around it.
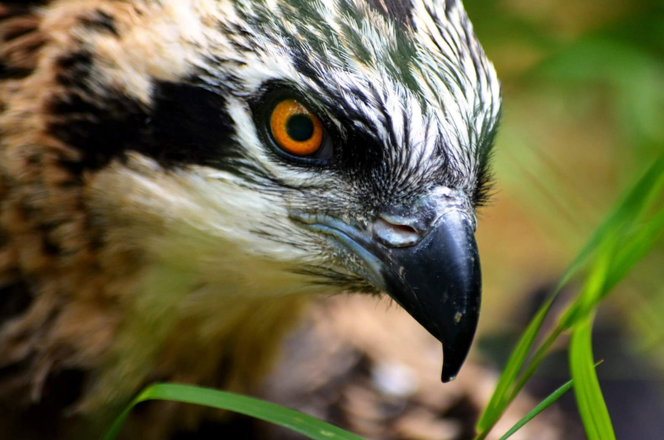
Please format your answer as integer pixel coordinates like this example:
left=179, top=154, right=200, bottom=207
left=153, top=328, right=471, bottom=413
left=377, top=210, right=481, bottom=382
left=292, top=202, right=481, bottom=383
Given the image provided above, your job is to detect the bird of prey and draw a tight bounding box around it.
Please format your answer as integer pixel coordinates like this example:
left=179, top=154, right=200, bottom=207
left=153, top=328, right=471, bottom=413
left=0, top=0, right=500, bottom=438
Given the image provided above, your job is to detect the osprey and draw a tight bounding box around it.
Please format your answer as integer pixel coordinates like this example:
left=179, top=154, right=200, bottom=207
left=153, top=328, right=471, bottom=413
left=0, top=0, right=500, bottom=438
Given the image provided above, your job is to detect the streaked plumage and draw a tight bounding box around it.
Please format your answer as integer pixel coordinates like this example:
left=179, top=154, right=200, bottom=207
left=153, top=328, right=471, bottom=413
left=0, top=0, right=500, bottom=438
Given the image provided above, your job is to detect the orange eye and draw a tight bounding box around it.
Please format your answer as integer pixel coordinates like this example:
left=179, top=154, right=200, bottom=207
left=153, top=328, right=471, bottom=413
left=270, top=99, right=324, bottom=156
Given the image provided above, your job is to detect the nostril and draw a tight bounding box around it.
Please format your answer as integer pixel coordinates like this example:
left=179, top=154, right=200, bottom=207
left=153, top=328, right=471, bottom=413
left=393, top=223, right=417, bottom=235
left=373, top=217, right=421, bottom=248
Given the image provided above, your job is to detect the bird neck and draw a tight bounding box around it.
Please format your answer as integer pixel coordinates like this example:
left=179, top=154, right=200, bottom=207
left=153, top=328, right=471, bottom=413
left=81, top=260, right=311, bottom=418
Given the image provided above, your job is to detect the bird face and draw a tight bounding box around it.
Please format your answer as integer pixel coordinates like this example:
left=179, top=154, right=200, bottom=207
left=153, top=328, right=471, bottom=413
left=74, top=0, right=500, bottom=382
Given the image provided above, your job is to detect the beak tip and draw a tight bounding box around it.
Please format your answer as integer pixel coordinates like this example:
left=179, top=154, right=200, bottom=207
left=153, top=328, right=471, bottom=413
left=441, top=373, right=457, bottom=383
left=441, top=354, right=463, bottom=383
left=440, top=324, right=476, bottom=383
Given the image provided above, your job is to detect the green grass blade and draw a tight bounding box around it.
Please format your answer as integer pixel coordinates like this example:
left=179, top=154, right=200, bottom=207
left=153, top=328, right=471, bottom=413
left=570, top=314, right=616, bottom=440
left=475, top=296, right=555, bottom=434
left=499, top=361, right=603, bottom=440
left=475, top=196, right=612, bottom=436
left=498, top=379, right=573, bottom=440
left=605, top=207, right=664, bottom=294
left=477, top=152, right=664, bottom=439
left=561, top=152, right=664, bottom=288
left=102, top=383, right=366, bottom=440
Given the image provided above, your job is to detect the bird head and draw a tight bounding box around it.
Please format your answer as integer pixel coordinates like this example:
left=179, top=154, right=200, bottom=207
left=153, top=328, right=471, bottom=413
left=64, top=0, right=500, bottom=383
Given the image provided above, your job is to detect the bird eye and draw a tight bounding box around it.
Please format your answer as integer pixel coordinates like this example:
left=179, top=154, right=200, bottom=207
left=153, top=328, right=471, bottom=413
left=269, top=99, right=324, bottom=157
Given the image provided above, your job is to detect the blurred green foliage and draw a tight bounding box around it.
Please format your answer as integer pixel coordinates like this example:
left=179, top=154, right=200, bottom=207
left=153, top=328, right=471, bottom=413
left=466, top=0, right=664, bottom=372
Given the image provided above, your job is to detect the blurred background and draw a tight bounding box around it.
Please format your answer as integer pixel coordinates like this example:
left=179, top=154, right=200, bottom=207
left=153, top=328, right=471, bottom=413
left=228, top=1, right=664, bottom=439
left=468, top=0, right=664, bottom=438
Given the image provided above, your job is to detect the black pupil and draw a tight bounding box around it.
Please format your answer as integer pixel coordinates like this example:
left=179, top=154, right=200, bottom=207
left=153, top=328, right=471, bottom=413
left=286, top=114, right=314, bottom=142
